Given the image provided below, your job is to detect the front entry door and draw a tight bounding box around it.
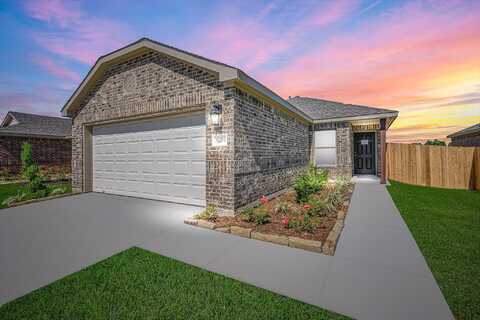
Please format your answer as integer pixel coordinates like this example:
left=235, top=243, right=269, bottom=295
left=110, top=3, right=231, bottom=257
left=354, top=132, right=376, bottom=175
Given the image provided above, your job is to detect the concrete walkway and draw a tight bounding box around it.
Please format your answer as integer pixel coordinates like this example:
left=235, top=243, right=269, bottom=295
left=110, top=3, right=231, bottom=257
left=0, top=184, right=454, bottom=319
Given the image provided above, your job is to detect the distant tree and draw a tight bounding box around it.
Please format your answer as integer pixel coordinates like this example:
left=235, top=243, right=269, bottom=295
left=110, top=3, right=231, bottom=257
left=425, top=139, right=446, bottom=146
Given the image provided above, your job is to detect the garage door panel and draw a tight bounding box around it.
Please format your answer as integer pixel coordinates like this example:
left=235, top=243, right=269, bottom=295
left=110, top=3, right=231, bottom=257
left=92, top=113, right=206, bottom=206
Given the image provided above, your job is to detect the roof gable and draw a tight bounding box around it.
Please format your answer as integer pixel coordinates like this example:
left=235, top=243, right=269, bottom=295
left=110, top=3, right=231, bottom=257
left=61, top=38, right=240, bottom=117
left=61, top=38, right=311, bottom=121
left=447, top=123, right=480, bottom=138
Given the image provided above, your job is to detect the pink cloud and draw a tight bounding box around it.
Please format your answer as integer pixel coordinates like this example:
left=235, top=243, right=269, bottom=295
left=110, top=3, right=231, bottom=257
left=31, top=56, right=80, bottom=82
left=24, top=0, right=133, bottom=64
left=24, top=0, right=81, bottom=27
left=190, top=1, right=359, bottom=71
left=261, top=1, right=480, bottom=107
left=300, top=0, right=359, bottom=28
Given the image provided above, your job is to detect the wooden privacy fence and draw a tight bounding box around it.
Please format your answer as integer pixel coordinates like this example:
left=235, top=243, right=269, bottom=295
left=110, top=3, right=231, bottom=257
left=386, top=143, right=480, bottom=190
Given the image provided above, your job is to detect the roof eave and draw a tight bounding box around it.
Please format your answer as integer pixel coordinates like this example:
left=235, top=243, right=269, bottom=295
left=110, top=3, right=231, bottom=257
left=0, top=131, right=71, bottom=139
left=312, top=112, right=399, bottom=124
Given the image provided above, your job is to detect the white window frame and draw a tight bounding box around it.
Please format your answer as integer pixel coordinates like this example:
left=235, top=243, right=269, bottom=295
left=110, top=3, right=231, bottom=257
left=314, top=130, right=337, bottom=167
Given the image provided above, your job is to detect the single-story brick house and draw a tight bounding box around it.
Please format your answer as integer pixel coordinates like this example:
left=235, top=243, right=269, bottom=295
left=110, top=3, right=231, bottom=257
left=62, top=38, right=398, bottom=214
left=0, top=111, right=72, bottom=174
left=447, top=123, right=480, bottom=147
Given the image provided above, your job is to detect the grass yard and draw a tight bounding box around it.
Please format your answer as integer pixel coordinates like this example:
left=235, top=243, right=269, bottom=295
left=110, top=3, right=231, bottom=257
left=387, top=180, right=480, bottom=320
left=0, top=182, right=72, bottom=209
left=0, top=247, right=349, bottom=320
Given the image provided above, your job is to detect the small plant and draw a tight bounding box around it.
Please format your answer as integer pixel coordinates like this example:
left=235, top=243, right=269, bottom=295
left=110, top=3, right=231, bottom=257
left=240, top=207, right=271, bottom=225
left=194, top=204, right=218, bottom=222
left=293, top=164, right=327, bottom=203
left=240, top=207, right=255, bottom=222
left=334, top=176, right=352, bottom=194
left=304, top=197, right=328, bottom=217
left=282, top=216, right=290, bottom=228
left=285, top=215, right=317, bottom=233
left=259, top=195, right=268, bottom=205
left=21, top=143, right=46, bottom=194
left=326, top=188, right=344, bottom=211
left=299, top=215, right=316, bottom=233
left=253, top=208, right=271, bottom=225
left=49, top=186, right=68, bottom=196
left=274, top=201, right=290, bottom=215
left=2, top=191, right=28, bottom=207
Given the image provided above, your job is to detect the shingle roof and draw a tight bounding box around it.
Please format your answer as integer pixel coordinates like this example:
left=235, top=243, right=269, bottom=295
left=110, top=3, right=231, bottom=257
left=287, top=96, right=397, bottom=121
left=0, top=111, right=71, bottom=138
left=447, top=123, right=480, bottom=138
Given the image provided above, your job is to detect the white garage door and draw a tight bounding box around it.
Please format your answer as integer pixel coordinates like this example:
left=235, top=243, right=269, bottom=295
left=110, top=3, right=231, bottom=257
left=92, top=113, right=206, bottom=206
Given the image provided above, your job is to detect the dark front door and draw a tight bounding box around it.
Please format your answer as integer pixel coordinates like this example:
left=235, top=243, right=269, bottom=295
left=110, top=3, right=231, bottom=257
left=354, top=132, right=376, bottom=175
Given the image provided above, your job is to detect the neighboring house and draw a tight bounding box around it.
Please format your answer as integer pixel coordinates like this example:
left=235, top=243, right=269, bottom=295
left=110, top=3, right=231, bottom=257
left=447, top=123, right=480, bottom=147
left=62, top=38, right=398, bottom=214
left=0, top=111, right=72, bottom=174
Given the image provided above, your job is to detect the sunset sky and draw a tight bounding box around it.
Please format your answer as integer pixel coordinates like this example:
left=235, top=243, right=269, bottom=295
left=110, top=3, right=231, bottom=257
left=0, top=0, right=478, bottom=143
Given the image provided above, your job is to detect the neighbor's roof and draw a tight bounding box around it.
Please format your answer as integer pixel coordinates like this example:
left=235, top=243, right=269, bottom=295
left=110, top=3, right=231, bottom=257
left=287, top=96, right=398, bottom=122
left=0, top=111, right=71, bottom=138
left=61, top=37, right=312, bottom=121
left=447, top=123, right=480, bottom=138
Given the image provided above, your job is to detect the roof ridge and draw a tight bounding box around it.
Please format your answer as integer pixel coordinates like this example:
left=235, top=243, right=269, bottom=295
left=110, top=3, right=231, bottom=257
left=10, top=111, right=69, bottom=120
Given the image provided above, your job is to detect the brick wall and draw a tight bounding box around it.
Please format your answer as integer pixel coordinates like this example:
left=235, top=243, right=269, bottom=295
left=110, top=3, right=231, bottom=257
left=0, top=136, right=71, bottom=174
left=311, top=122, right=353, bottom=178
left=71, top=50, right=236, bottom=211
left=233, top=88, right=310, bottom=209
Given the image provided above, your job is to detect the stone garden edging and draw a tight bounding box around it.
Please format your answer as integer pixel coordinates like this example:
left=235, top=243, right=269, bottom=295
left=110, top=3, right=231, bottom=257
left=184, top=214, right=347, bottom=256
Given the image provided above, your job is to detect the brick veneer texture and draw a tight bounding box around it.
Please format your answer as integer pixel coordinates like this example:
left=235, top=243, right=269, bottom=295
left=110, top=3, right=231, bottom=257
left=0, top=136, right=71, bottom=174
left=233, top=88, right=310, bottom=208
left=71, top=50, right=234, bottom=210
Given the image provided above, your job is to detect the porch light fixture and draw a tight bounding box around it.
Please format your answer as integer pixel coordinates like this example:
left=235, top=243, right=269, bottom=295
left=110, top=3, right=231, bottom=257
left=209, top=103, right=222, bottom=126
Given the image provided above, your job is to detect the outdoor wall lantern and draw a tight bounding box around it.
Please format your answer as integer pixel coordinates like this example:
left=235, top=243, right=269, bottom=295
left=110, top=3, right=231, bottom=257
left=209, top=103, right=222, bottom=126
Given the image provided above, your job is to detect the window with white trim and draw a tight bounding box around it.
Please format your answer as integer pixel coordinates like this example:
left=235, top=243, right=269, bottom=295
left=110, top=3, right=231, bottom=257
left=314, top=130, right=337, bottom=167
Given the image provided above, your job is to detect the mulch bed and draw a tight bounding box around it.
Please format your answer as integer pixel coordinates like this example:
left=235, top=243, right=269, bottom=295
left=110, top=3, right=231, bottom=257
left=214, top=186, right=353, bottom=243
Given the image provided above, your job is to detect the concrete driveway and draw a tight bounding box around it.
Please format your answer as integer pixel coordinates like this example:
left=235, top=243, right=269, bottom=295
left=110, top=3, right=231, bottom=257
left=0, top=186, right=454, bottom=320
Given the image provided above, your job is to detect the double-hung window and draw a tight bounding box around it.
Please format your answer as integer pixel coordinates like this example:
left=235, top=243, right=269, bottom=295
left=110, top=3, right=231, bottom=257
left=314, top=130, right=337, bottom=167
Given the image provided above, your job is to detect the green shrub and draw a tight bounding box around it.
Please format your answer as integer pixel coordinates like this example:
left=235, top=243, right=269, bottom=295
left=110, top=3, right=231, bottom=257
left=326, top=188, right=344, bottom=211
left=286, top=215, right=316, bottom=233
left=334, top=176, right=352, bottom=193
left=240, top=207, right=271, bottom=225
left=194, top=204, right=218, bottom=222
left=294, top=164, right=327, bottom=203
left=21, top=143, right=46, bottom=194
left=305, top=197, right=328, bottom=217
left=252, top=208, right=271, bottom=225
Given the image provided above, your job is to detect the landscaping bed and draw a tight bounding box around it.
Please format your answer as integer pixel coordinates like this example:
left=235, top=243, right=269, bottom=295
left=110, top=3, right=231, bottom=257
left=186, top=166, right=353, bottom=255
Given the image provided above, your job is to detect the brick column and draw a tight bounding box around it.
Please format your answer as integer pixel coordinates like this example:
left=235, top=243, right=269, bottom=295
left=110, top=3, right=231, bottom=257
left=380, top=119, right=387, bottom=184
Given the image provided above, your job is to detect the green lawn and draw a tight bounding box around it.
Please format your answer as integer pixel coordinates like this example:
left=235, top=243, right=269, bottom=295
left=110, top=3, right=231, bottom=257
left=0, top=182, right=72, bottom=209
left=387, top=180, right=480, bottom=320
left=0, top=247, right=349, bottom=320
